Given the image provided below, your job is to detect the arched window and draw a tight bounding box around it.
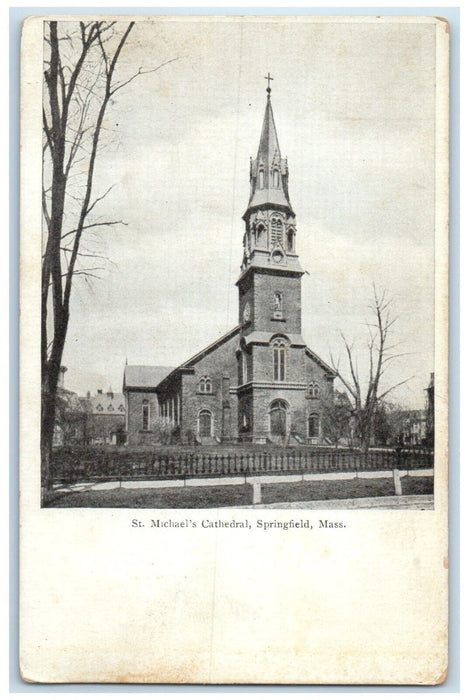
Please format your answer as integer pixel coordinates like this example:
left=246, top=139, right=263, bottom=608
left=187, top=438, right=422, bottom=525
left=199, top=376, right=212, bottom=393
left=271, top=217, right=283, bottom=247
left=258, top=169, right=264, bottom=189
left=287, top=228, right=294, bottom=252
left=308, top=413, right=320, bottom=438
left=256, top=223, right=267, bottom=248
left=142, top=400, right=150, bottom=431
left=198, top=409, right=212, bottom=438
left=269, top=399, right=288, bottom=438
left=273, top=339, right=286, bottom=381
left=309, top=382, right=320, bottom=398
left=273, top=169, right=279, bottom=188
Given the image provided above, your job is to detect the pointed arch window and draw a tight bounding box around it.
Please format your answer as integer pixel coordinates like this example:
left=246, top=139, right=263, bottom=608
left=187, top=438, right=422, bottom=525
left=273, top=169, right=279, bottom=188
left=287, top=228, right=294, bottom=252
left=272, top=339, right=286, bottom=381
left=271, top=217, right=283, bottom=247
left=258, top=169, right=265, bottom=189
left=308, top=413, right=320, bottom=439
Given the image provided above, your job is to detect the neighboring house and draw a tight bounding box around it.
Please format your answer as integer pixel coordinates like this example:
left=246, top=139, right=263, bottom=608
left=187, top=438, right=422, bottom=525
left=401, top=410, right=427, bottom=446
left=52, top=367, right=88, bottom=446
left=86, top=389, right=126, bottom=445
left=124, top=87, right=336, bottom=446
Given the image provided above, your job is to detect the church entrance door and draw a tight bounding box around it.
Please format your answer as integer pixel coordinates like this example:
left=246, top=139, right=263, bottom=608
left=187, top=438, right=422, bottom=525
left=269, top=400, right=288, bottom=442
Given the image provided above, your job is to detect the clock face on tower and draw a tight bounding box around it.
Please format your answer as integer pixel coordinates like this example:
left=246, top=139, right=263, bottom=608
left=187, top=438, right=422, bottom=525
left=243, top=301, right=251, bottom=323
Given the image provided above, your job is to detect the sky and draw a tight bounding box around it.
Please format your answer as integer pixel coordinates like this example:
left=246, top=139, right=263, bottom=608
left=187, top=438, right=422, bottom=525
left=54, top=17, right=438, bottom=409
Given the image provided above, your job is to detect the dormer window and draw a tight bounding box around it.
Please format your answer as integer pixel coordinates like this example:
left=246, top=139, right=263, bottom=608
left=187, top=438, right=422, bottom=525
left=107, top=404, right=114, bottom=411
left=199, top=376, right=212, bottom=393
left=96, top=404, right=103, bottom=412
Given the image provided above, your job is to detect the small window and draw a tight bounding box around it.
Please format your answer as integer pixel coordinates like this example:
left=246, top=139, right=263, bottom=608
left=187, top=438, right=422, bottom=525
left=308, top=413, right=320, bottom=438
left=309, top=382, right=320, bottom=398
left=118, top=404, right=125, bottom=412
left=96, top=404, right=103, bottom=412
left=199, top=376, right=212, bottom=393
left=107, top=404, right=114, bottom=411
left=142, top=400, right=150, bottom=431
left=258, top=169, right=264, bottom=188
left=287, top=228, right=294, bottom=252
left=273, top=169, right=279, bottom=187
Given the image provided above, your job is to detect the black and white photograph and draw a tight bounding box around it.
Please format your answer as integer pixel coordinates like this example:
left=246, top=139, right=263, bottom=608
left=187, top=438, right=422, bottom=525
left=20, top=14, right=449, bottom=685
left=38, top=16, right=443, bottom=510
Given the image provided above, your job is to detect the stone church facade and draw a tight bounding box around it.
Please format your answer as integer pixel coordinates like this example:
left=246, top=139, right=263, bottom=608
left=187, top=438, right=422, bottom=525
left=123, top=88, right=336, bottom=445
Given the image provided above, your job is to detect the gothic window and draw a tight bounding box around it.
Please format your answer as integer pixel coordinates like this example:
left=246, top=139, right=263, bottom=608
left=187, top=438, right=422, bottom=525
left=309, top=382, right=320, bottom=398
left=199, top=376, right=212, bottom=393
left=107, top=404, right=114, bottom=411
left=96, top=404, right=103, bottom=412
left=287, top=228, right=294, bottom=252
left=256, top=223, right=267, bottom=248
left=118, top=404, right=125, bottom=412
left=273, top=339, right=286, bottom=381
left=258, top=169, right=265, bottom=189
left=308, top=413, right=320, bottom=438
left=142, top=400, right=150, bottom=431
left=273, top=169, right=279, bottom=188
left=198, top=409, right=212, bottom=438
left=271, top=217, right=283, bottom=247
left=269, top=399, right=288, bottom=437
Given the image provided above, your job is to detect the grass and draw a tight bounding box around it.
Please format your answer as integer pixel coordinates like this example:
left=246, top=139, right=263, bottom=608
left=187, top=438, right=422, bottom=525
left=45, top=476, right=433, bottom=509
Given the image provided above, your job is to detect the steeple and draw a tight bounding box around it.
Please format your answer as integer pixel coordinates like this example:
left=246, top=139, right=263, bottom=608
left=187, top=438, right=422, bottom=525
left=244, top=85, right=293, bottom=219
left=238, top=81, right=302, bottom=279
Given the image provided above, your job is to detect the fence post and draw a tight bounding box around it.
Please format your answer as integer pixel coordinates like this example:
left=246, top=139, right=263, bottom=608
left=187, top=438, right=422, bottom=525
left=252, top=481, right=262, bottom=505
left=393, top=447, right=402, bottom=496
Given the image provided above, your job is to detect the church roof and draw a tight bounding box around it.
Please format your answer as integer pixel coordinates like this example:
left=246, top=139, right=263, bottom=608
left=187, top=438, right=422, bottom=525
left=156, top=326, right=241, bottom=390
left=305, top=347, right=337, bottom=376
left=123, top=365, right=174, bottom=390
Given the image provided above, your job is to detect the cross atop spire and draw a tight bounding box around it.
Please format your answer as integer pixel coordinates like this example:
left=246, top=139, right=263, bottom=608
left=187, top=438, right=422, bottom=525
left=264, top=72, right=274, bottom=95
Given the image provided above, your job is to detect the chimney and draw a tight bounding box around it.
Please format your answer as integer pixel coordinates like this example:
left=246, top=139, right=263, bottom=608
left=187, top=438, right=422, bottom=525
left=86, top=391, right=90, bottom=399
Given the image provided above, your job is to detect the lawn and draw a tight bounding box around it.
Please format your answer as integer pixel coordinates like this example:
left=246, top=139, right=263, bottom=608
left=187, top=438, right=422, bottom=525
left=45, top=476, right=433, bottom=508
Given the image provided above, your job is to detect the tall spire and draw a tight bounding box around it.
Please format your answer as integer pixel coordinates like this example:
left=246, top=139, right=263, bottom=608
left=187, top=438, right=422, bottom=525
left=244, top=85, right=292, bottom=218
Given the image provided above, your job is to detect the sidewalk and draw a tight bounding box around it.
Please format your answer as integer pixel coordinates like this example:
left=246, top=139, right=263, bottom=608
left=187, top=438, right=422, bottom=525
left=242, top=494, right=434, bottom=510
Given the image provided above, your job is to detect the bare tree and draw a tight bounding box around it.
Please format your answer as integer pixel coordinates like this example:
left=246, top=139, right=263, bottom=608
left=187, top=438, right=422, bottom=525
left=41, top=20, right=176, bottom=492
left=330, top=285, right=411, bottom=454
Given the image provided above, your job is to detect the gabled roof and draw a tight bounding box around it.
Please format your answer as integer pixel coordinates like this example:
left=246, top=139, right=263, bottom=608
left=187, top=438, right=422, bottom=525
left=305, top=347, right=337, bottom=376
left=156, top=326, right=241, bottom=390
left=89, top=392, right=126, bottom=415
left=123, top=365, right=174, bottom=390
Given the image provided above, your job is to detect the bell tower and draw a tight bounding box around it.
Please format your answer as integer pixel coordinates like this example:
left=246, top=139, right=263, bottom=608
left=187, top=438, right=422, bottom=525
left=237, top=79, right=304, bottom=337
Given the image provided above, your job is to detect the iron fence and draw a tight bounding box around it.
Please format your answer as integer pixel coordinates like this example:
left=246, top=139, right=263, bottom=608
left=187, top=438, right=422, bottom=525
left=49, top=446, right=434, bottom=486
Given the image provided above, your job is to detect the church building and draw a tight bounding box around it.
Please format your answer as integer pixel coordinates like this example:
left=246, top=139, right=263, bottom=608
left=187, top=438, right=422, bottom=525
left=123, top=84, right=336, bottom=445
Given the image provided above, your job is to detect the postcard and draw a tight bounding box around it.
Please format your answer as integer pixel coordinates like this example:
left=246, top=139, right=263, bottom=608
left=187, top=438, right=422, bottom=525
left=20, top=15, right=449, bottom=683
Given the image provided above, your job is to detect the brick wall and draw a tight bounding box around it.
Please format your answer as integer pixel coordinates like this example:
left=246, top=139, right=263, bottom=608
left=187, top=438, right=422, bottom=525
left=126, top=390, right=160, bottom=445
